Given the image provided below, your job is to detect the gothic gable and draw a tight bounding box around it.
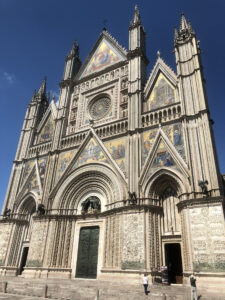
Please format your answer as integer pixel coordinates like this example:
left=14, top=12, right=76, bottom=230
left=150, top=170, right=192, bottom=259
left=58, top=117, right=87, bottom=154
left=79, top=31, right=127, bottom=79
left=144, top=56, right=178, bottom=112
left=17, top=162, right=42, bottom=201
left=35, top=101, right=56, bottom=145
left=140, top=128, right=189, bottom=186
left=50, top=129, right=127, bottom=195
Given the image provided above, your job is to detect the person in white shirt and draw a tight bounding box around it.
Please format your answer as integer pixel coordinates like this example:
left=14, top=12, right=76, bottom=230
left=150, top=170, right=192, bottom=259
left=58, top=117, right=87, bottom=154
left=143, top=273, right=149, bottom=295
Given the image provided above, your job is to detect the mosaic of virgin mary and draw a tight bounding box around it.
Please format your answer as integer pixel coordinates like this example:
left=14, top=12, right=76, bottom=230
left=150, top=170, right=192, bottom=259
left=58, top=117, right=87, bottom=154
left=82, top=40, right=121, bottom=77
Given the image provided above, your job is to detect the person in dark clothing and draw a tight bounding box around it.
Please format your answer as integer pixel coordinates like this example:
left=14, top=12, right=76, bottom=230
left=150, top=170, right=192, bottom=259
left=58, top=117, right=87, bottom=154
left=190, top=274, right=197, bottom=300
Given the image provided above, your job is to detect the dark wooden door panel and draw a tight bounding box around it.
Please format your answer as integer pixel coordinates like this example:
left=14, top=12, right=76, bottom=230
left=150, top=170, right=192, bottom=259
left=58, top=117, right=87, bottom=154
left=76, top=226, right=99, bottom=278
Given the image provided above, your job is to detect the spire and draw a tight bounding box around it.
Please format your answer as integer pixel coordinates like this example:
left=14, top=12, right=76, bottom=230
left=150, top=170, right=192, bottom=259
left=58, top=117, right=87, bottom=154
left=179, top=13, right=188, bottom=31
left=174, top=13, right=195, bottom=45
left=37, top=77, right=47, bottom=97
left=130, top=5, right=141, bottom=29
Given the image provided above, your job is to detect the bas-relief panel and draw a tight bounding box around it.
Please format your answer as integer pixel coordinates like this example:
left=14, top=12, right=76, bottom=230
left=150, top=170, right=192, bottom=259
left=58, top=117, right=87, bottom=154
left=74, top=138, right=108, bottom=169
left=147, top=73, right=176, bottom=111
left=56, top=150, right=76, bottom=182
left=37, top=115, right=54, bottom=144
left=122, top=213, right=145, bottom=270
left=190, top=206, right=225, bottom=272
left=81, top=39, right=122, bottom=78
left=104, top=137, right=126, bottom=176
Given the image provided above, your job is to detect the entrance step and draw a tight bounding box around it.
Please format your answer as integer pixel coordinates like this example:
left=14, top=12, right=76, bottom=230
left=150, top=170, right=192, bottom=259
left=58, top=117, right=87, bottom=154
left=0, top=277, right=224, bottom=300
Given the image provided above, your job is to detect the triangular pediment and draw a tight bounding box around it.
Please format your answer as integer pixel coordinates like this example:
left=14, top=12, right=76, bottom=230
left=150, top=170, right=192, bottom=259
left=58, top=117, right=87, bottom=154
left=51, top=128, right=126, bottom=195
left=140, top=128, right=189, bottom=186
left=35, top=101, right=56, bottom=145
left=78, top=31, right=127, bottom=79
left=17, top=162, right=42, bottom=200
left=144, top=56, right=178, bottom=111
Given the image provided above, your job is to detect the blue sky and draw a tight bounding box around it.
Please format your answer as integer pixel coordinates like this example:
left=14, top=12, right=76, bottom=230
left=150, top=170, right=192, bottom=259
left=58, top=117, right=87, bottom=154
left=0, top=0, right=225, bottom=211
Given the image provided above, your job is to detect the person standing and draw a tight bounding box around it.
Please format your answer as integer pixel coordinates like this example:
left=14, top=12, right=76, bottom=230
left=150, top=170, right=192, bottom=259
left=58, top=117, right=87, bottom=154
left=143, top=273, right=149, bottom=295
left=190, top=274, right=197, bottom=300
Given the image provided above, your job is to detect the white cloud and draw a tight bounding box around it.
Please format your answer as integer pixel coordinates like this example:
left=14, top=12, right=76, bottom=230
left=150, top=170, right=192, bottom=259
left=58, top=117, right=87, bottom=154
left=3, top=72, right=15, bottom=84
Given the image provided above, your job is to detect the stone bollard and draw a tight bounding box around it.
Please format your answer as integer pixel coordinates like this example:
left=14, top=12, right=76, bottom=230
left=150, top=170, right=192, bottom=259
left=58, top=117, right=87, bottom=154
left=162, top=293, right=166, bottom=300
left=42, top=284, right=48, bottom=298
left=95, top=289, right=99, bottom=300
left=3, top=282, right=7, bottom=293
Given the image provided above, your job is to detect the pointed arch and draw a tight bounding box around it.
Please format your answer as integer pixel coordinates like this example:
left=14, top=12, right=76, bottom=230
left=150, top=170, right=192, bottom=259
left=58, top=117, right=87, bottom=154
left=142, top=168, right=189, bottom=199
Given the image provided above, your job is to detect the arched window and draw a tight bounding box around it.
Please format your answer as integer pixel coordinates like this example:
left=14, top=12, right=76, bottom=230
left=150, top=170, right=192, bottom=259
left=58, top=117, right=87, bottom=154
left=161, top=187, right=180, bottom=235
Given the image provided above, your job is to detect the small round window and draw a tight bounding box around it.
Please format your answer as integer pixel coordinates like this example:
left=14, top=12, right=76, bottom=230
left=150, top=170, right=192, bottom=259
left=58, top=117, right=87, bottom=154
left=89, top=95, right=111, bottom=120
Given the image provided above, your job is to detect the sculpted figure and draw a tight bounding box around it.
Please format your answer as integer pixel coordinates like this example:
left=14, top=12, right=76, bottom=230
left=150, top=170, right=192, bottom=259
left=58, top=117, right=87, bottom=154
left=198, top=180, right=209, bottom=196
left=37, top=204, right=45, bottom=215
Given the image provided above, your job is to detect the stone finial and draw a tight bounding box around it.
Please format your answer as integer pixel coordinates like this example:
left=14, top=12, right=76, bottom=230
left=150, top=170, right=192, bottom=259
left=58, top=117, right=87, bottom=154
left=157, top=50, right=161, bottom=58
left=130, top=4, right=141, bottom=27
left=71, top=40, right=79, bottom=57
left=37, top=77, right=47, bottom=97
left=179, top=12, right=188, bottom=31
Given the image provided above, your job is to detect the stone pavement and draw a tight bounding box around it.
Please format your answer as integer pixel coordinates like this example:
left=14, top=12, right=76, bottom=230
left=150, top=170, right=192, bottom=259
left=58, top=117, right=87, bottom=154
left=0, top=293, right=52, bottom=300
left=0, top=277, right=225, bottom=300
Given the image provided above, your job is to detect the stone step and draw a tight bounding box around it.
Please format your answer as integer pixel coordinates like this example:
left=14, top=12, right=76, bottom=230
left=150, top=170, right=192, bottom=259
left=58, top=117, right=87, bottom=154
left=0, top=277, right=223, bottom=300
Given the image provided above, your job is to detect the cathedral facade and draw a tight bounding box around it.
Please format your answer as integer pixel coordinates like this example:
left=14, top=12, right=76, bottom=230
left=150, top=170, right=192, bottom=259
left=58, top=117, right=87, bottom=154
left=0, top=8, right=225, bottom=287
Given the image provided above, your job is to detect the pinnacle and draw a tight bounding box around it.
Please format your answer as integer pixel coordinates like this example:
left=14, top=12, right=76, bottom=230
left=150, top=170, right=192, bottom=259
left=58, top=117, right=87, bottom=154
left=71, top=40, right=79, bottom=57
left=179, top=12, right=189, bottom=31
left=131, top=4, right=141, bottom=26
left=37, top=77, right=47, bottom=96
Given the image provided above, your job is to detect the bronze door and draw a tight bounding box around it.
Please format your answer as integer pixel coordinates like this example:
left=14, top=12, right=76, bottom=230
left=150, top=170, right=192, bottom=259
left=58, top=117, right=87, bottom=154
left=76, top=226, right=99, bottom=278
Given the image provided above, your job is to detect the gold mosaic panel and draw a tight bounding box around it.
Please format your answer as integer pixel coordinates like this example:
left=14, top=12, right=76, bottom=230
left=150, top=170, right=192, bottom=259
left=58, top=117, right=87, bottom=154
left=104, top=137, right=126, bottom=175
left=81, top=39, right=122, bottom=78
left=147, top=73, right=176, bottom=111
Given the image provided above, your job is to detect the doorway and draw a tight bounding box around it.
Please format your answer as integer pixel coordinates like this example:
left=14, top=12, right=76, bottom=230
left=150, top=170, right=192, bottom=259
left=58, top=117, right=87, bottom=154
left=76, top=226, right=99, bottom=279
left=19, top=247, right=29, bottom=275
left=165, top=243, right=183, bottom=284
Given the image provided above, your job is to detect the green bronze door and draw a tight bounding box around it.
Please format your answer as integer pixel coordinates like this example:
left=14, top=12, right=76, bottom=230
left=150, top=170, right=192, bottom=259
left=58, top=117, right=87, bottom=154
left=76, top=226, right=99, bottom=278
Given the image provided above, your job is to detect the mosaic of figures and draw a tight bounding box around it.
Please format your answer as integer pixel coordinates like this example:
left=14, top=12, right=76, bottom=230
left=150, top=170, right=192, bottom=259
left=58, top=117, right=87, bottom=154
left=23, top=171, right=39, bottom=195
left=74, top=138, right=108, bottom=169
left=22, top=160, right=35, bottom=184
left=146, top=140, right=182, bottom=179
left=104, top=137, right=126, bottom=176
left=38, top=157, right=48, bottom=184
left=81, top=39, right=122, bottom=78
left=163, top=123, right=186, bottom=160
left=147, top=73, right=177, bottom=111
left=22, top=157, right=48, bottom=188
left=37, top=115, right=55, bottom=144
left=55, top=150, right=76, bottom=182
left=142, top=122, right=185, bottom=165
left=143, top=129, right=157, bottom=164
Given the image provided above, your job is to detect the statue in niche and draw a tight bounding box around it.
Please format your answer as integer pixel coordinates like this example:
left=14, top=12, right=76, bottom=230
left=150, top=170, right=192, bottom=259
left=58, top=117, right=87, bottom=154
left=81, top=196, right=101, bottom=214
left=198, top=180, right=209, bottom=196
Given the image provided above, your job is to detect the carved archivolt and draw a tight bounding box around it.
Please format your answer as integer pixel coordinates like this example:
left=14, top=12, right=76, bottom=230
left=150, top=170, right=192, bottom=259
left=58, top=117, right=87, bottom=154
left=52, top=164, right=126, bottom=211
left=142, top=168, right=189, bottom=199
left=15, top=192, right=38, bottom=214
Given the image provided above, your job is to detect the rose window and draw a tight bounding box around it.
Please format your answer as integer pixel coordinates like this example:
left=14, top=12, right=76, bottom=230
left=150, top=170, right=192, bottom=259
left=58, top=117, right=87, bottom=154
left=89, top=96, right=111, bottom=120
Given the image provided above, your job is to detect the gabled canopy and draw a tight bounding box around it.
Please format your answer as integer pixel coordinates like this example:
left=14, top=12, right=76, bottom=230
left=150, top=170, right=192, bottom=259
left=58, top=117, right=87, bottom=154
left=78, top=30, right=127, bottom=79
